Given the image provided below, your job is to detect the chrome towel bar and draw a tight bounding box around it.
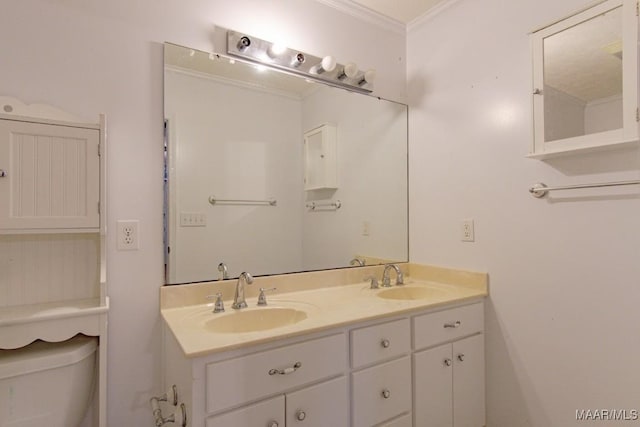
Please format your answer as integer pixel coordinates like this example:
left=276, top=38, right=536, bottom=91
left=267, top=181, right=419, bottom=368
left=208, top=196, right=277, bottom=206
left=530, top=180, right=640, bottom=198
left=306, top=200, right=342, bottom=210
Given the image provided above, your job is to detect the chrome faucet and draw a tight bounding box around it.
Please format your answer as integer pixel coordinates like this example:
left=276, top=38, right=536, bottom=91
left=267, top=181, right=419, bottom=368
left=350, top=257, right=365, bottom=267
left=232, top=272, right=253, bottom=309
left=218, top=262, right=229, bottom=280
left=382, top=264, right=404, bottom=287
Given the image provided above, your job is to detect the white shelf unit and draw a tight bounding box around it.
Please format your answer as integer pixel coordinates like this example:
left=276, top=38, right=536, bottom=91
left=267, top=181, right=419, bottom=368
left=0, top=96, right=108, bottom=427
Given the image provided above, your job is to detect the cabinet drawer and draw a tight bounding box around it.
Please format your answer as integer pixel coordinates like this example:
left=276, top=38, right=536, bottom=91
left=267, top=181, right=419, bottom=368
left=206, top=395, right=284, bottom=427
left=206, top=333, right=346, bottom=414
left=352, top=356, right=411, bottom=427
left=413, top=302, right=483, bottom=350
left=286, top=376, right=348, bottom=427
left=351, top=318, right=410, bottom=369
left=379, top=413, right=412, bottom=427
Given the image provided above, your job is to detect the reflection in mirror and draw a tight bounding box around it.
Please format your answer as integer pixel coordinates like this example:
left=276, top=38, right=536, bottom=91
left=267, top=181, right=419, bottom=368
left=164, top=43, right=408, bottom=284
left=543, top=6, right=623, bottom=142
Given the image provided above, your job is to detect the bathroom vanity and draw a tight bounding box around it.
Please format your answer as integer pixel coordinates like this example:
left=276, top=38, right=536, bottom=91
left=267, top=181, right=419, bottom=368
left=160, top=264, right=487, bottom=427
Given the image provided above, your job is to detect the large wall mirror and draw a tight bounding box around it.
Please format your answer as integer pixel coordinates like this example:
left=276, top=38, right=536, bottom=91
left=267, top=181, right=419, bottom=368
left=164, top=42, right=408, bottom=284
left=530, top=0, right=638, bottom=158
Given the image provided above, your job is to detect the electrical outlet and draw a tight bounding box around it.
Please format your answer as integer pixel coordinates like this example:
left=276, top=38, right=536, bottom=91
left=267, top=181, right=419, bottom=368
left=362, top=221, right=371, bottom=236
left=461, top=219, right=475, bottom=242
left=117, top=220, right=139, bottom=251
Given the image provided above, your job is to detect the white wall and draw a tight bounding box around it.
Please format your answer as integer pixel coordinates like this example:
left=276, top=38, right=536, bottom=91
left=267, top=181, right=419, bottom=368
left=408, top=1, right=640, bottom=426
left=301, top=87, right=408, bottom=270
left=0, top=1, right=405, bottom=425
left=165, top=69, right=304, bottom=281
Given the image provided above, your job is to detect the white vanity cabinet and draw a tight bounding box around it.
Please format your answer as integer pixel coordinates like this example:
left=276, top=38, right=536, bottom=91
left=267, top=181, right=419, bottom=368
left=162, top=300, right=485, bottom=427
left=205, top=376, right=348, bottom=427
left=413, top=304, right=485, bottom=427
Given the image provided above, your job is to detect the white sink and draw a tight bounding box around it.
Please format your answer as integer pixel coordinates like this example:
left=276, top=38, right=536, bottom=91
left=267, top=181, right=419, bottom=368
left=204, top=307, right=308, bottom=333
left=376, top=286, right=451, bottom=301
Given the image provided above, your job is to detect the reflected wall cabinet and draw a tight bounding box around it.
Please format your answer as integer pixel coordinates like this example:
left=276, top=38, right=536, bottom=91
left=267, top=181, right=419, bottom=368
left=530, top=0, right=639, bottom=158
left=303, top=123, right=337, bottom=190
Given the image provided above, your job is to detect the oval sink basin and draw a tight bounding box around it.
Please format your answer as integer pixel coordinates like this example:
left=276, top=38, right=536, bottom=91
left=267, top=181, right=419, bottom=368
left=205, top=307, right=308, bottom=333
left=377, top=286, right=448, bottom=301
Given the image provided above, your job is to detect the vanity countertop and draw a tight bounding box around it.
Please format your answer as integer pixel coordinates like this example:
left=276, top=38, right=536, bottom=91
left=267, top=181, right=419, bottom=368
left=160, top=263, right=488, bottom=358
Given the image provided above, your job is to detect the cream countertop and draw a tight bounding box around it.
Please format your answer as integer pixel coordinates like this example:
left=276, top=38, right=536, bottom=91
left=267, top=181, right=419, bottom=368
left=161, top=263, right=488, bottom=358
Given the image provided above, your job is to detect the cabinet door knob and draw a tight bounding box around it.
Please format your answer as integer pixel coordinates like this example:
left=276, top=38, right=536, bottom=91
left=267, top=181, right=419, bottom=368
left=444, top=320, right=461, bottom=328
left=444, top=358, right=452, bottom=367
left=268, top=421, right=279, bottom=427
left=381, top=339, right=390, bottom=348
left=457, top=353, right=465, bottom=362
left=296, top=410, right=306, bottom=421
left=381, top=389, right=391, bottom=399
left=0, top=169, right=6, bottom=178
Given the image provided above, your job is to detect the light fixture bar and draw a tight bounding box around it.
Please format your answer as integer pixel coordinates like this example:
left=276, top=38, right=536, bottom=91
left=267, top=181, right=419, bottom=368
left=225, top=30, right=374, bottom=94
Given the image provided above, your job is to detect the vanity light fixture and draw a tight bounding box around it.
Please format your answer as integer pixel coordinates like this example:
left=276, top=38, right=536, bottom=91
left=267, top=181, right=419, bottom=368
left=223, top=28, right=374, bottom=93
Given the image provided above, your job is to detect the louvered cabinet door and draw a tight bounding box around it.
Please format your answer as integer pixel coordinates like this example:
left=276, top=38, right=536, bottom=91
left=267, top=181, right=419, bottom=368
left=0, top=119, right=100, bottom=232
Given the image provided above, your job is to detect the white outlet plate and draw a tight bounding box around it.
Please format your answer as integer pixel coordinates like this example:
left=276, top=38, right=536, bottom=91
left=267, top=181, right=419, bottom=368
left=461, top=219, right=475, bottom=242
left=117, top=220, right=139, bottom=251
left=180, top=212, right=207, bottom=227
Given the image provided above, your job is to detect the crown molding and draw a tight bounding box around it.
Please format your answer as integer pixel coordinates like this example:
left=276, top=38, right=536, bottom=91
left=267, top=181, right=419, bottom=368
left=313, top=0, right=406, bottom=35
left=407, top=0, right=462, bottom=33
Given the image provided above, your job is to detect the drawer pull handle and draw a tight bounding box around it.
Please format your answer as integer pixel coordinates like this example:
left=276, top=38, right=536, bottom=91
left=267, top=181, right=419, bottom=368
left=296, top=410, right=306, bottom=421
left=444, top=358, right=452, bottom=367
left=269, top=361, right=302, bottom=376
left=381, top=339, right=390, bottom=348
left=268, top=421, right=279, bottom=427
left=0, top=170, right=6, bottom=178
left=457, top=353, right=465, bottom=362
left=381, top=389, right=391, bottom=399
left=444, top=320, right=461, bottom=328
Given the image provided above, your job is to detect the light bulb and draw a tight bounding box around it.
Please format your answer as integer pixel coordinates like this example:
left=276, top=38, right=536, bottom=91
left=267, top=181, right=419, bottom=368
left=338, top=62, right=358, bottom=80
left=359, top=69, right=376, bottom=86
left=313, top=56, right=337, bottom=74
left=267, top=43, right=287, bottom=59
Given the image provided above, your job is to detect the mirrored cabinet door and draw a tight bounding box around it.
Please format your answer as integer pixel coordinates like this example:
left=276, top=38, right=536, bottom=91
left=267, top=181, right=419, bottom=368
left=530, top=0, right=639, bottom=158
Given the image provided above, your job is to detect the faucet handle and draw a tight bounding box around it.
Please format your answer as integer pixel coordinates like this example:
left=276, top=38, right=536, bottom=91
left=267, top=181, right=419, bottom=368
left=364, top=276, right=379, bottom=289
left=257, top=287, right=277, bottom=306
left=206, top=293, right=225, bottom=313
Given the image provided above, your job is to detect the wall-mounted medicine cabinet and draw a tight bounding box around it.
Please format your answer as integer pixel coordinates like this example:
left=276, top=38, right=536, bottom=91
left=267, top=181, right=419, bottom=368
left=303, top=123, right=337, bottom=190
left=530, top=0, right=638, bottom=159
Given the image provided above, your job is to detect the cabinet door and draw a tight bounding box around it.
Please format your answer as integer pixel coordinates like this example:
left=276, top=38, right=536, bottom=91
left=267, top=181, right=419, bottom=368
left=352, top=356, right=411, bottom=427
left=285, top=376, right=348, bottom=427
left=0, top=119, right=100, bottom=231
left=453, top=334, right=485, bottom=427
left=205, top=395, right=284, bottom=427
left=414, top=343, right=453, bottom=427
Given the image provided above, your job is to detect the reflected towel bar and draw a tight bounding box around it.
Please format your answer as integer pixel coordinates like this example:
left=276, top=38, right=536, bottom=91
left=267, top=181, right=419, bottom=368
left=529, top=180, right=640, bottom=198
left=306, top=200, right=342, bottom=210
left=208, top=196, right=277, bottom=206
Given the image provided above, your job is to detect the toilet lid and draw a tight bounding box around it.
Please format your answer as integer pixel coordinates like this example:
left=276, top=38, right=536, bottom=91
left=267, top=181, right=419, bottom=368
left=0, top=334, right=97, bottom=380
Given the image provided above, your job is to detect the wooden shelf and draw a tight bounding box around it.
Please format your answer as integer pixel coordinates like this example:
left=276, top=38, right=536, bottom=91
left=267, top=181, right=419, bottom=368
left=0, top=297, right=109, bottom=350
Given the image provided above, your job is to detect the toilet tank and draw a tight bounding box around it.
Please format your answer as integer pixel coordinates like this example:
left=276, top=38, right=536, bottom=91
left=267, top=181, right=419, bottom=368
left=0, top=335, right=97, bottom=427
